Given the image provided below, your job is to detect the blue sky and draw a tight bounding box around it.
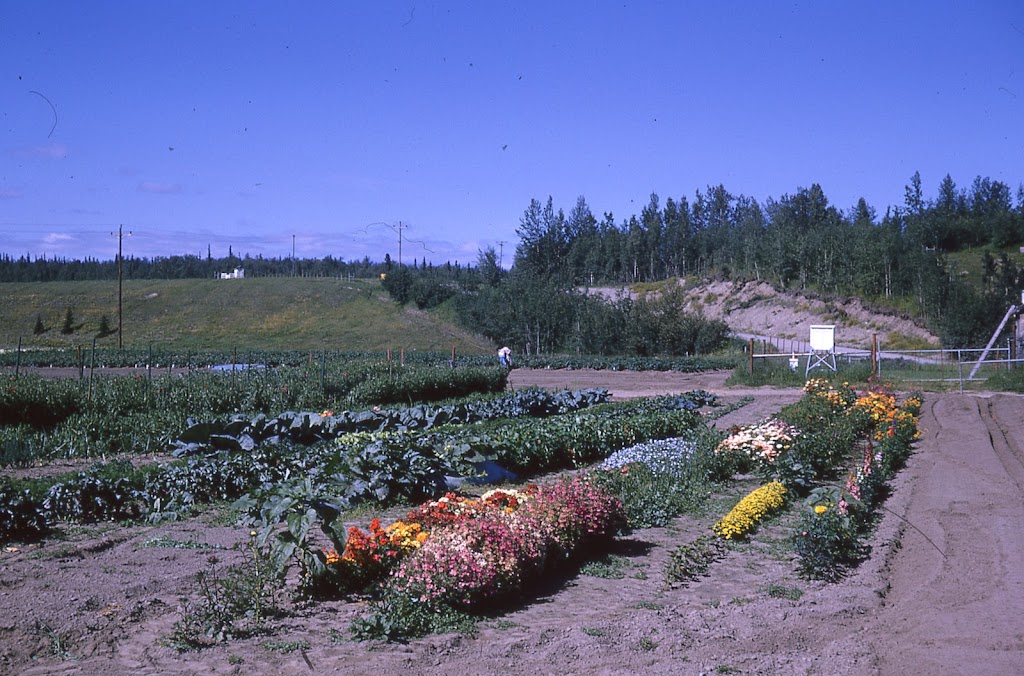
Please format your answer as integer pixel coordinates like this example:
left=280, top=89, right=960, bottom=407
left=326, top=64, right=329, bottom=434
left=2, top=2, right=1023, bottom=266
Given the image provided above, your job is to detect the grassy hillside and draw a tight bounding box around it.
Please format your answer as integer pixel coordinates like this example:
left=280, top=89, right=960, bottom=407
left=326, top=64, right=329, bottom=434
left=943, top=245, right=1024, bottom=289
left=0, top=277, right=494, bottom=353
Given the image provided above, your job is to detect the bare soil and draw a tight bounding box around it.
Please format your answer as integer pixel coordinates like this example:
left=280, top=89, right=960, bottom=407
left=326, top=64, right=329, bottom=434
left=2, top=370, right=1022, bottom=675
left=589, top=279, right=940, bottom=349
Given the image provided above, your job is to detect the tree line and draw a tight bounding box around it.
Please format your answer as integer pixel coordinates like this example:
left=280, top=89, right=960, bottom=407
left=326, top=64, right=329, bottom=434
left=513, top=172, right=1023, bottom=289
left=4, top=172, right=1022, bottom=351
left=387, top=172, right=1023, bottom=352
left=0, top=251, right=464, bottom=283
left=0, top=252, right=381, bottom=282
left=503, top=172, right=1024, bottom=349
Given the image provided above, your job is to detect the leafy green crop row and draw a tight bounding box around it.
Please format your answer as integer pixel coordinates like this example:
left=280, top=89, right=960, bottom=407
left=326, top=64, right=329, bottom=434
left=0, top=364, right=506, bottom=465
left=0, top=390, right=718, bottom=544
left=2, top=347, right=735, bottom=373
left=170, top=387, right=611, bottom=456
left=1, top=348, right=409, bottom=369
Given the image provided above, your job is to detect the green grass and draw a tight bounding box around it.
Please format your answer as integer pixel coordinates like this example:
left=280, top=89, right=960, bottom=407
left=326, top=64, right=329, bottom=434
left=0, top=278, right=493, bottom=353
left=631, top=600, right=663, bottom=610
left=637, top=636, right=658, bottom=652
left=578, top=553, right=629, bottom=579
left=137, top=535, right=224, bottom=551
left=262, top=639, right=310, bottom=654
left=34, top=621, right=73, bottom=661
left=763, top=583, right=804, bottom=600
left=944, top=245, right=1024, bottom=289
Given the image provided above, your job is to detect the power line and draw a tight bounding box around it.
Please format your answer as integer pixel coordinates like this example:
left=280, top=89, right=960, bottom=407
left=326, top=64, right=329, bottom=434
left=357, top=221, right=434, bottom=266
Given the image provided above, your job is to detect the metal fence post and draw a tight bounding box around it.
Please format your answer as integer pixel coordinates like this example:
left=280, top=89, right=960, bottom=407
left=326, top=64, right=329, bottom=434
left=320, top=350, right=327, bottom=393
left=89, top=336, right=97, bottom=402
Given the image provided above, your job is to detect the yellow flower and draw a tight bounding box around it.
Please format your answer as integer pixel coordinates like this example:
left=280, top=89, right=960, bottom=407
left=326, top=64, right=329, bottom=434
left=713, top=482, right=787, bottom=540
left=814, top=505, right=827, bottom=515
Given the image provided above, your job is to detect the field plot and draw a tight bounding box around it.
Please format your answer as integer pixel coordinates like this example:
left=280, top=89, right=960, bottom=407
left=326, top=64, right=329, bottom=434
left=1, top=372, right=1021, bottom=675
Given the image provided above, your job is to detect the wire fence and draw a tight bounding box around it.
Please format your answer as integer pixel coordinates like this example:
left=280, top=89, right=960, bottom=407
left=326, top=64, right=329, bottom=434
left=747, top=336, right=1021, bottom=392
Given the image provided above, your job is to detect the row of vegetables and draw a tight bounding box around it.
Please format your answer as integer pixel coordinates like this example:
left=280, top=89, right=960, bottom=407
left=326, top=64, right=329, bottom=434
left=0, top=363, right=508, bottom=456
left=1, top=353, right=732, bottom=468
left=0, top=387, right=717, bottom=544
left=2, top=346, right=735, bottom=372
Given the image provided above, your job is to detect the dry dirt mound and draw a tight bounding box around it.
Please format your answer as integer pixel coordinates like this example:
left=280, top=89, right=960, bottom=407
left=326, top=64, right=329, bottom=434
left=590, top=279, right=939, bottom=350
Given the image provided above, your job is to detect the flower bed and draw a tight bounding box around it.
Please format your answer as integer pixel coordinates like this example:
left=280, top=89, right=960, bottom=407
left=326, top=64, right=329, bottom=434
left=715, top=419, right=800, bottom=466
left=704, top=379, right=922, bottom=580
left=712, top=481, right=787, bottom=540
left=346, top=476, right=625, bottom=639
left=792, top=383, right=923, bottom=580
left=803, top=378, right=857, bottom=411
left=599, top=437, right=697, bottom=477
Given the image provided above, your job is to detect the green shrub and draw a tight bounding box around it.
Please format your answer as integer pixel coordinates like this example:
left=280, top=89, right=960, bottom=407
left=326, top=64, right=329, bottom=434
left=483, top=407, right=701, bottom=472
left=167, top=538, right=281, bottom=650
left=0, top=479, right=49, bottom=544
left=0, top=376, right=81, bottom=429
left=664, top=535, right=728, bottom=588
left=791, top=488, right=863, bottom=581
left=593, top=462, right=702, bottom=528
left=0, top=426, right=41, bottom=467
left=778, top=397, right=862, bottom=480
left=44, top=463, right=145, bottom=523
left=346, top=365, right=506, bottom=406
left=350, top=587, right=477, bottom=642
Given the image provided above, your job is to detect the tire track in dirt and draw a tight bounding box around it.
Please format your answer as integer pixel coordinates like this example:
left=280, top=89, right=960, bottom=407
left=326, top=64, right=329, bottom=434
left=865, top=393, right=1024, bottom=675
left=982, top=395, right=1024, bottom=492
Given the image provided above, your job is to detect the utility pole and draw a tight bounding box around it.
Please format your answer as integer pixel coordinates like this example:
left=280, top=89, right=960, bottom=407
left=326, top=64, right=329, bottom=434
left=383, top=221, right=408, bottom=266
left=497, top=240, right=507, bottom=270
left=395, top=221, right=406, bottom=266
left=112, top=225, right=132, bottom=349
left=368, top=220, right=428, bottom=268
left=291, top=234, right=296, bottom=277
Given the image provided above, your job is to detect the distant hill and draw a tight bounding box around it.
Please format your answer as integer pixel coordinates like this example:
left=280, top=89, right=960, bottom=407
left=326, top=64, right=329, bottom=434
left=0, top=277, right=494, bottom=354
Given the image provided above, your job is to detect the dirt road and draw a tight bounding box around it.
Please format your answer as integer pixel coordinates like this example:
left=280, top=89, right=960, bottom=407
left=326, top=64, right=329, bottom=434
left=853, top=393, right=1024, bottom=675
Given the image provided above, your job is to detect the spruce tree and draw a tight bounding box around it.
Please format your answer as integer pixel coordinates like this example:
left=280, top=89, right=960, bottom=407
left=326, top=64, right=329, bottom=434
left=61, top=307, right=75, bottom=335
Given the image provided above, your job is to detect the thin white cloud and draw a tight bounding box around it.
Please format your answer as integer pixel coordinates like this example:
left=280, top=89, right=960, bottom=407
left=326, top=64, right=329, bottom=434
left=138, top=181, right=183, bottom=194
left=0, top=188, right=22, bottom=199
left=42, top=233, right=75, bottom=245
